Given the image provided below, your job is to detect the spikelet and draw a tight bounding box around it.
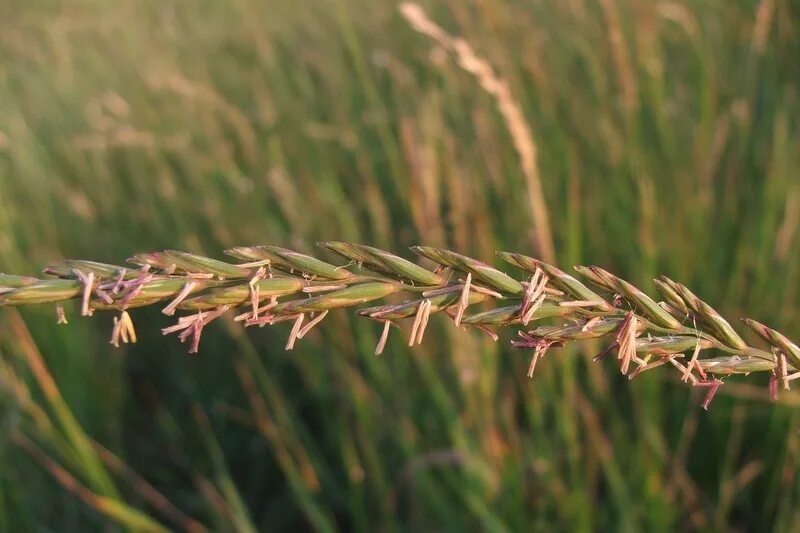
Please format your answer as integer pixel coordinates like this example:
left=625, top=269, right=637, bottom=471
left=1, top=242, right=794, bottom=409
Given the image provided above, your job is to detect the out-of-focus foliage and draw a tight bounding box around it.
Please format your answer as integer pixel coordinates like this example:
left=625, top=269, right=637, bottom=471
left=0, top=0, right=799, bottom=530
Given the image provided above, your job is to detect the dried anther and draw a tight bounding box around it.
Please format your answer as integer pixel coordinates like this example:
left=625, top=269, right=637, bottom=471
left=582, top=316, right=603, bottom=332
left=285, top=314, right=305, bottom=350
left=94, top=287, right=114, bottom=305
left=668, top=357, right=699, bottom=385
left=543, top=287, right=565, bottom=296
left=408, top=299, right=432, bottom=346
left=111, top=268, right=127, bottom=293
left=681, top=340, right=703, bottom=383
left=302, top=284, right=347, bottom=294
left=110, top=311, right=137, bottom=347
left=245, top=312, right=297, bottom=328
left=527, top=349, right=542, bottom=378
left=297, top=310, right=329, bottom=339
left=375, top=320, right=392, bottom=355
left=694, top=378, right=724, bottom=410
left=187, top=272, right=215, bottom=280
left=55, top=304, right=68, bottom=325
left=162, top=280, right=198, bottom=316
left=417, top=299, right=432, bottom=344
left=559, top=300, right=606, bottom=308
left=627, top=355, right=672, bottom=380
left=778, top=351, right=790, bottom=391
left=769, top=369, right=779, bottom=401
left=512, top=331, right=565, bottom=351
left=511, top=331, right=565, bottom=378
left=235, top=296, right=278, bottom=322
left=512, top=334, right=561, bottom=379
left=519, top=268, right=548, bottom=326
left=454, top=273, right=472, bottom=327
left=468, top=284, right=503, bottom=298
left=118, top=273, right=154, bottom=308
left=471, top=323, right=499, bottom=342
left=72, top=269, right=95, bottom=316
left=615, top=312, right=638, bottom=375
left=248, top=266, right=267, bottom=319
left=162, top=305, right=230, bottom=354
left=786, top=371, right=800, bottom=386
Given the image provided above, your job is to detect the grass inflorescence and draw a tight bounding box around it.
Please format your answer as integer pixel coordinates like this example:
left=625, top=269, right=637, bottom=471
left=2, top=242, right=797, bottom=410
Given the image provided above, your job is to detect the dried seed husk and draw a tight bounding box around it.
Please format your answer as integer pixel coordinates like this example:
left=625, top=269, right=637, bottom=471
left=0, top=280, right=82, bottom=305
left=411, top=246, right=523, bottom=294
left=461, top=303, right=572, bottom=326
left=161, top=251, right=252, bottom=279
left=179, top=278, right=305, bottom=310
left=742, top=318, right=800, bottom=369
left=612, top=277, right=683, bottom=330
left=318, top=242, right=441, bottom=285
left=576, top=266, right=683, bottom=330
left=656, top=276, right=685, bottom=301
left=653, top=278, right=689, bottom=314
left=221, top=246, right=267, bottom=262
left=278, top=282, right=401, bottom=313
left=356, top=244, right=442, bottom=286
left=698, top=356, right=776, bottom=375
left=497, top=252, right=611, bottom=309
left=634, top=336, right=714, bottom=355
left=359, top=291, right=489, bottom=320
left=225, top=245, right=352, bottom=280
left=317, top=241, right=375, bottom=264
left=316, top=241, right=390, bottom=277
left=527, top=318, right=623, bottom=341
left=42, top=260, right=130, bottom=279
left=662, top=277, right=747, bottom=351
left=573, top=265, right=613, bottom=290
left=318, top=241, right=403, bottom=280
left=128, top=252, right=177, bottom=271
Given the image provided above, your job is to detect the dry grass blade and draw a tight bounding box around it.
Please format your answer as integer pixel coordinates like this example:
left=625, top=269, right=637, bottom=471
left=399, top=2, right=554, bottom=263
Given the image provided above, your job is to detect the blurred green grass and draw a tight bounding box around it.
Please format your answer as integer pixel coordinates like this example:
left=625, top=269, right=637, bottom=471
left=0, top=0, right=799, bottom=530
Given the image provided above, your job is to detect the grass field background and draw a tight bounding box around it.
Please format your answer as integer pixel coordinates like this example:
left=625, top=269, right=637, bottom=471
left=1, top=0, right=799, bottom=530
